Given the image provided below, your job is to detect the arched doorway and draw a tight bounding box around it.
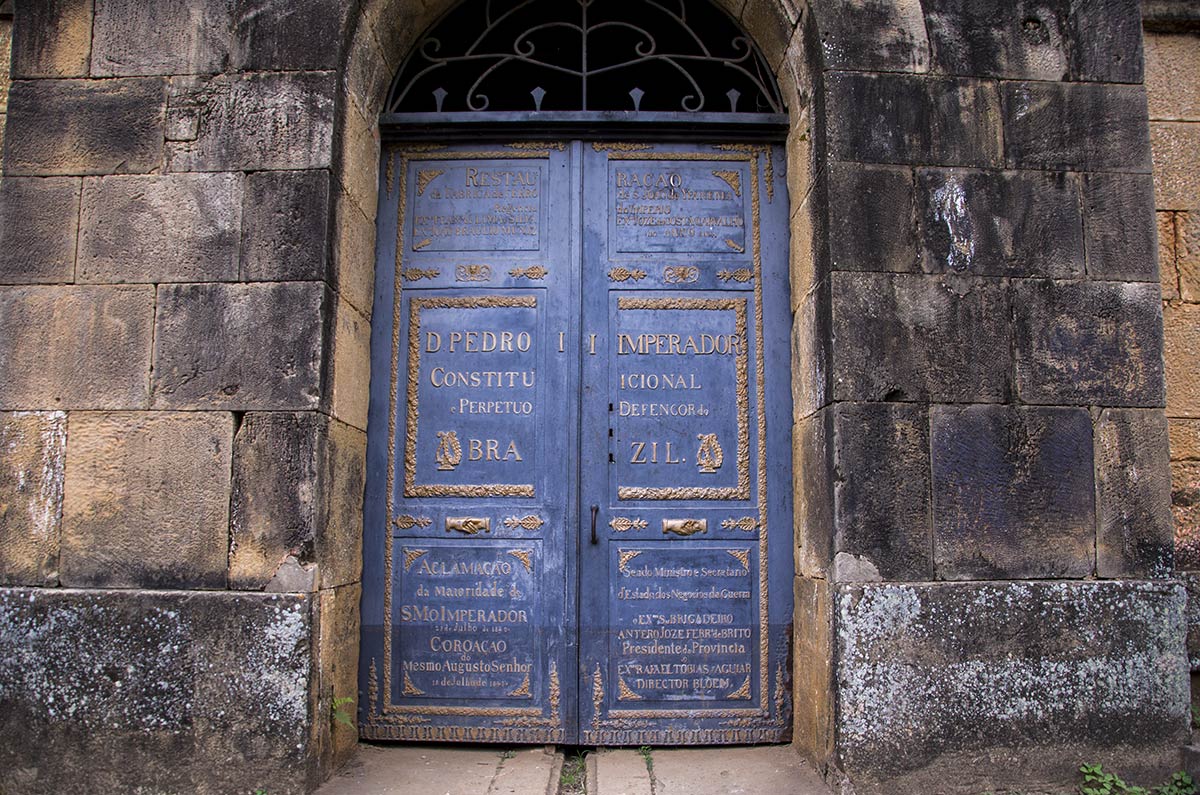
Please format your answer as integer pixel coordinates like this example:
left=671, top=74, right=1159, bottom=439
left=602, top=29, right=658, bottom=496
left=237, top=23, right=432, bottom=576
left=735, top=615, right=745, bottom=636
left=359, top=0, right=794, bottom=746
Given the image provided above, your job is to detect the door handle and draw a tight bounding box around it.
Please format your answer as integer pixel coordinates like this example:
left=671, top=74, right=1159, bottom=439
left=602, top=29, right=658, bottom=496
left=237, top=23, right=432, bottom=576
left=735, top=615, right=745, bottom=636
left=590, top=505, right=599, bottom=545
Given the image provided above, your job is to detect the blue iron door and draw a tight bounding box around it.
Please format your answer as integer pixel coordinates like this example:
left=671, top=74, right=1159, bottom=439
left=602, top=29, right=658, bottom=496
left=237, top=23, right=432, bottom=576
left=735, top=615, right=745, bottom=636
left=578, top=142, right=793, bottom=744
left=360, top=140, right=792, bottom=745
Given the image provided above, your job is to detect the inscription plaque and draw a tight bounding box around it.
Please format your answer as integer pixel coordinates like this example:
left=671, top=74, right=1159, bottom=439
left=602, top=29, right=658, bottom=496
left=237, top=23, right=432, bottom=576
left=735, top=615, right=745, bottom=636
left=361, top=141, right=792, bottom=746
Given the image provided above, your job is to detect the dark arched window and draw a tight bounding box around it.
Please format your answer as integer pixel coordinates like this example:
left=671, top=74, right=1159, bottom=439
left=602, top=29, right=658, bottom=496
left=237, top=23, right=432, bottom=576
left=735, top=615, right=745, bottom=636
left=386, top=0, right=784, bottom=123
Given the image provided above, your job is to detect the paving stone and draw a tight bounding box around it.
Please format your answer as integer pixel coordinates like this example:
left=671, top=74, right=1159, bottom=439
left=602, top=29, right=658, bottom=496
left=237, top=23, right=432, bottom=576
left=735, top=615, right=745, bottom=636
left=932, top=405, right=1095, bottom=579
left=166, top=71, right=336, bottom=172
left=1152, top=122, right=1200, bottom=211
left=923, top=0, right=1069, bottom=80
left=1081, top=173, right=1158, bottom=282
left=241, top=169, right=331, bottom=282
left=831, top=402, right=931, bottom=581
left=91, top=0, right=234, bottom=76
left=916, top=168, right=1083, bottom=277
left=152, top=282, right=327, bottom=411
left=78, top=173, right=243, bottom=283
left=60, top=411, right=232, bottom=589
left=314, top=745, right=503, bottom=795
left=827, top=72, right=1002, bottom=167
left=816, top=0, right=929, bottom=74
left=1003, top=82, right=1151, bottom=172
left=651, top=746, right=828, bottom=795
left=1162, top=302, right=1200, bottom=417
left=4, top=78, right=166, bottom=176
left=0, top=411, right=66, bottom=586
left=233, top=0, right=352, bottom=72
left=1067, top=0, right=1144, bottom=83
left=1095, top=409, right=1173, bottom=578
left=10, top=0, right=91, bottom=78
left=0, top=587, right=315, bottom=795
left=490, top=747, right=561, bottom=795
left=1145, top=32, right=1200, bottom=120
left=830, top=272, right=1012, bottom=403
left=827, top=162, right=917, bottom=273
left=0, top=285, right=154, bottom=410
left=1013, top=279, right=1165, bottom=407
left=0, top=177, right=81, bottom=284
left=591, top=749, right=652, bottom=795
left=835, top=580, right=1188, bottom=794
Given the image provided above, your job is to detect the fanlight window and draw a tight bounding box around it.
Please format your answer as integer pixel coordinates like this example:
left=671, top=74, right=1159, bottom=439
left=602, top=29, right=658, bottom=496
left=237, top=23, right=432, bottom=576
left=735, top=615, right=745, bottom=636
left=387, top=0, right=784, bottom=116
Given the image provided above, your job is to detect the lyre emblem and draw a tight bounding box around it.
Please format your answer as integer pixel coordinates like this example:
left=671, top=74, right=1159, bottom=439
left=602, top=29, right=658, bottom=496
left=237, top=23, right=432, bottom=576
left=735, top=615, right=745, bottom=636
left=435, top=430, right=462, bottom=471
left=696, top=433, right=723, bottom=474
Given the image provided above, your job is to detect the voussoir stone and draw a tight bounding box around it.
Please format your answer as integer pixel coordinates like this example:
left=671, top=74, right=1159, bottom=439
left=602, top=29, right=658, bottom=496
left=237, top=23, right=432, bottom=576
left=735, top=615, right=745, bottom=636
left=79, top=173, right=243, bottom=283
left=152, top=282, right=327, bottom=411
left=0, top=285, right=154, bottom=410
left=60, top=411, right=232, bottom=589
left=0, top=411, right=67, bottom=586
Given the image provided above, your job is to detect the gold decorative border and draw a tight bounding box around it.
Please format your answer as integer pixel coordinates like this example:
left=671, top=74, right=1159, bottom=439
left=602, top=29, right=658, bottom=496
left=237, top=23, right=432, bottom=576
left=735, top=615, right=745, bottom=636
left=403, top=294, right=538, bottom=499
left=614, top=296, right=749, bottom=502
left=380, top=145, right=563, bottom=726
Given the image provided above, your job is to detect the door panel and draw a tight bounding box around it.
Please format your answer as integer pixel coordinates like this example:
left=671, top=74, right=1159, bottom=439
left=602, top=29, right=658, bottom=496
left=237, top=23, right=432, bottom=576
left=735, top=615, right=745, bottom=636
left=578, top=142, right=793, bottom=744
left=360, top=143, right=578, bottom=743
left=360, top=140, right=792, bottom=745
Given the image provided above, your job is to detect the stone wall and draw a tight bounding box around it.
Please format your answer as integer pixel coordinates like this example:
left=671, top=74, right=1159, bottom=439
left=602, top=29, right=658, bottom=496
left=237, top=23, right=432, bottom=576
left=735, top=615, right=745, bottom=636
left=0, top=3, right=364, bottom=794
left=786, top=0, right=1186, bottom=791
left=1148, top=9, right=1200, bottom=680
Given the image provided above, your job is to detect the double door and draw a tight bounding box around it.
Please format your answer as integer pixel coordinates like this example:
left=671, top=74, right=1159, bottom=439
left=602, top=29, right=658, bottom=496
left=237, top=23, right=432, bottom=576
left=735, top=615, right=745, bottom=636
left=359, top=140, right=792, bottom=745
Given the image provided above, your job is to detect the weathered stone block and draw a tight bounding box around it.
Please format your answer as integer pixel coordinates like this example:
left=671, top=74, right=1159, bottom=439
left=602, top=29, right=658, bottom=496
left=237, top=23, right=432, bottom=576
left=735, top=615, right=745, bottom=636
left=1151, top=122, right=1200, bottom=210
left=166, top=72, right=336, bottom=172
left=827, top=72, right=1002, bottom=167
left=234, top=0, right=351, bottom=76
left=1165, top=303, right=1200, bottom=418
left=816, top=0, right=929, bottom=74
left=78, top=173, right=243, bottom=283
left=328, top=298, right=371, bottom=431
left=835, top=581, right=1188, bottom=793
left=1172, top=419, right=1200, bottom=462
left=230, top=412, right=322, bottom=591
left=1080, top=173, right=1158, bottom=282
left=318, top=419, right=365, bottom=590
left=1179, top=211, right=1200, bottom=302
left=1096, top=409, right=1173, bottom=578
left=91, top=0, right=233, bottom=76
left=10, top=0, right=91, bottom=78
left=916, top=168, right=1083, bottom=277
left=792, top=577, right=833, bottom=764
left=0, top=177, right=81, bottom=284
left=1003, top=82, right=1152, bottom=172
left=831, top=402, right=931, bottom=581
left=1068, top=0, right=1144, bottom=83
left=923, top=0, right=1069, bottom=80
left=0, top=588, right=317, bottom=795
left=0, top=285, right=153, bottom=409
left=1014, top=280, right=1165, bottom=407
left=152, top=282, right=326, bottom=411
left=794, top=412, right=833, bottom=579
left=1175, top=461, right=1200, bottom=569
left=4, top=78, right=166, bottom=176
left=242, top=169, right=330, bottom=282
left=830, top=272, right=1012, bottom=403
left=1160, top=211, right=1180, bottom=301
left=60, top=412, right=232, bottom=589
left=931, top=405, right=1095, bottom=579
left=827, top=162, right=917, bottom=273
left=1145, top=33, right=1200, bottom=120
left=0, top=412, right=66, bottom=586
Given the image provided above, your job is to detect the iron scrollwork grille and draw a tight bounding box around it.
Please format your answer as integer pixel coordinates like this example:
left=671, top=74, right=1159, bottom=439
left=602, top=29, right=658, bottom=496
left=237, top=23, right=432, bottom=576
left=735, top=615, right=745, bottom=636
left=387, top=0, right=784, bottom=115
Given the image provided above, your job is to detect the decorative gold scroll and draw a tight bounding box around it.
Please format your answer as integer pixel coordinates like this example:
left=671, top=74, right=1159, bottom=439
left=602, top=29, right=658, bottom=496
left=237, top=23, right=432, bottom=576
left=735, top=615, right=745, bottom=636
left=609, top=517, right=648, bottom=532
left=503, top=514, right=545, bottom=530
left=509, top=265, right=548, bottom=280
